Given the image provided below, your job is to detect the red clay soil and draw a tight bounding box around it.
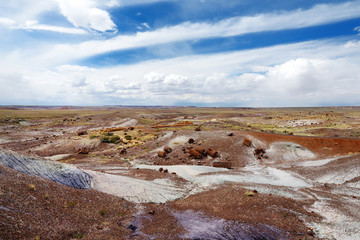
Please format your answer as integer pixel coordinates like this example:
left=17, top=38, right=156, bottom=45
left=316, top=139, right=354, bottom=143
left=0, top=165, right=135, bottom=240
left=245, top=130, right=360, bottom=158
left=168, top=184, right=320, bottom=239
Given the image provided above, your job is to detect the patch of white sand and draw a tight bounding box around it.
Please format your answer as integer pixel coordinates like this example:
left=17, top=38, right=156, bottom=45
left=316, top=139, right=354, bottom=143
left=86, top=170, right=187, bottom=203
left=135, top=165, right=310, bottom=189
left=295, top=157, right=338, bottom=167
left=134, top=165, right=228, bottom=183
left=309, top=201, right=360, bottom=240
left=194, top=167, right=310, bottom=188
left=44, top=154, right=72, bottom=161
left=315, top=167, right=360, bottom=184
left=266, top=142, right=316, bottom=161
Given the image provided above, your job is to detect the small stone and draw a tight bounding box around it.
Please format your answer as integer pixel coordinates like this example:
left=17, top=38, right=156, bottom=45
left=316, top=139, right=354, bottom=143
left=243, top=139, right=252, bottom=147
left=76, top=130, right=87, bottom=136
left=159, top=167, right=164, bottom=172
left=188, top=138, right=195, bottom=144
left=163, top=146, right=172, bottom=153
left=227, top=132, right=234, bottom=136
left=77, top=147, right=89, bottom=154
left=206, top=148, right=219, bottom=158
left=164, top=169, right=168, bottom=173
left=158, top=151, right=166, bottom=158
left=195, top=126, right=201, bottom=131
left=148, top=210, right=155, bottom=215
left=213, top=161, right=231, bottom=169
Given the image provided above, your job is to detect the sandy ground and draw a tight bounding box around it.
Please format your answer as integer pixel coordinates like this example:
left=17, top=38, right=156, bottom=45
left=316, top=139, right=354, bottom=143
left=1, top=107, right=360, bottom=239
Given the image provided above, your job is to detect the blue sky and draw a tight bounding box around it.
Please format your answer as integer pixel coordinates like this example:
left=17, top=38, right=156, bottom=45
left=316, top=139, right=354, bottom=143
left=0, top=0, right=360, bottom=107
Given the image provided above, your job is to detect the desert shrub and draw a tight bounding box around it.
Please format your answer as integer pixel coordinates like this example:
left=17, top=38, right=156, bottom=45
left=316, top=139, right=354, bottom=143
left=99, top=209, right=107, bottom=216
left=100, top=136, right=109, bottom=143
left=29, top=184, right=36, bottom=191
left=89, top=135, right=98, bottom=139
left=109, top=135, right=121, bottom=143
left=124, top=135, right=132, bottom=141
left=103, top=132, right=114, bottom=136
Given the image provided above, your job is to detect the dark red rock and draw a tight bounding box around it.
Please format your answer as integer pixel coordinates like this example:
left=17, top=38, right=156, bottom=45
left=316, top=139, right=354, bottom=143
left=189, top=148, right=203, bottom=159
left=163, top=146, right=172, bottom=153
left=158, top=151, right=166, bottom=158
left=77, top=147, right=89, bottom=154
left=206, top=148, right=219, bottom=158
left=76, top=130, right=87, bottom=136
left=213, top=161, right=231, bottom=169
left=243, top=138, right=252, bottom=147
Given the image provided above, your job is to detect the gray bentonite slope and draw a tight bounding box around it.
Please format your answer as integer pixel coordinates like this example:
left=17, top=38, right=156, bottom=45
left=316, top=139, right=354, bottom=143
left=0, top=150, right=92, bottom=189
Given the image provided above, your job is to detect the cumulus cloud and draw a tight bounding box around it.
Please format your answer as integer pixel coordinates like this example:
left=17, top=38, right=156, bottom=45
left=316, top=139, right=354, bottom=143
left=1, top=38, right=360, bottom=106
left=56, top=0, right=116, bottom=32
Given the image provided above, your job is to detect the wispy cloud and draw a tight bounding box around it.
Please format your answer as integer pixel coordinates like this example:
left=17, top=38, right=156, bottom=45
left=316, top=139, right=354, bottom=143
left=38, top=0, right=360, bottom=65
left=19, top=20, right=88, bottom=34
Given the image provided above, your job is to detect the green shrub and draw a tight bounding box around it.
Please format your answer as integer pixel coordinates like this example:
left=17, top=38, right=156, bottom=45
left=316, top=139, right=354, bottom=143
left=89, top=135, right=98, bottom=139
left=124, top=135, right=132, bottom=141
left=99, top=209, right=107, bottom=216
left=109, top=135, right=121, bottom=143
left=100, top=136, right=109, bottom=143
left=103, top=132, right=113, bottom=136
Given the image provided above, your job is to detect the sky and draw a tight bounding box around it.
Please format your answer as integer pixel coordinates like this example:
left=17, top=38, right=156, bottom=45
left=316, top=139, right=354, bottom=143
left=0, top=0, right=360, bottom=107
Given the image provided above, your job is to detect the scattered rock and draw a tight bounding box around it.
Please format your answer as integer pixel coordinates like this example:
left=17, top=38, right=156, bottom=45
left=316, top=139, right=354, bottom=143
left=189, top=148, right=203, bottom=159
left=213, top=161, right=231, bottom=169
left=254, top=148, right=266, bottom=157
left=188, top=138, right=195, bottom=144
left=148, top=210, right=155, bottom=215
left=163, top=169, right=168, bottom=173
left=128, top=127, right=135, bottom=130
left=158, top=151, right=166, bottom=158
left=76, top=130, right=87, bottom=136
left=206, top=148, right=219, bottom=158
left=77, top=147, right=89, bottom=154
left=227, top=132, right=234, bottom=136
left=163, top=146, right=172, bottom=153
left=120, top=148, right=127, bottom=154
left=243, top=138, right=252, bottom=147
left=194, top=147, right=206, bottom=156
left=195, top=126, right=201, bottom=131
left=159, top=167, right=164, bottom=172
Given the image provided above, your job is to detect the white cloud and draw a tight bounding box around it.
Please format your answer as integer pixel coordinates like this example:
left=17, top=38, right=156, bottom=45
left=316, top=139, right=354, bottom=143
left=1, top=38, right=360, bottom=106
left=0, top=17, right=16, bottom=27
left=355, top=26, right=360, bottom=35
left=56, top=0, right=117, bottom=32
left=141, top=22, right=150, bottom=29
left=0, top=1, right=57, bottom=24
left=37, top=0, right=360, bottom=65
left=18, top=20, right=88, bottom=34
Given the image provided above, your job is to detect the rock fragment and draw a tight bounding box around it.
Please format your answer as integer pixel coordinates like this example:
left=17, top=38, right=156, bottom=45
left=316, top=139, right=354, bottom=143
left=189, top=148, right=203, bottom=159
left=243, top=138, right=252, bottom=147
left=212, top=161, right=231, bottom=169
left=77, top=147, right=89, bottom=154
left=163, top=146, right=172, bottom=153
left=158, top=151, right=166, bottom=158
left=206, top=148, right=219, bottom=158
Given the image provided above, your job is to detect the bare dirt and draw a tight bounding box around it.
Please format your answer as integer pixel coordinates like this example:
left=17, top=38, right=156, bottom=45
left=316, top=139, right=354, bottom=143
left=1, top=106, right=360, bottom=239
